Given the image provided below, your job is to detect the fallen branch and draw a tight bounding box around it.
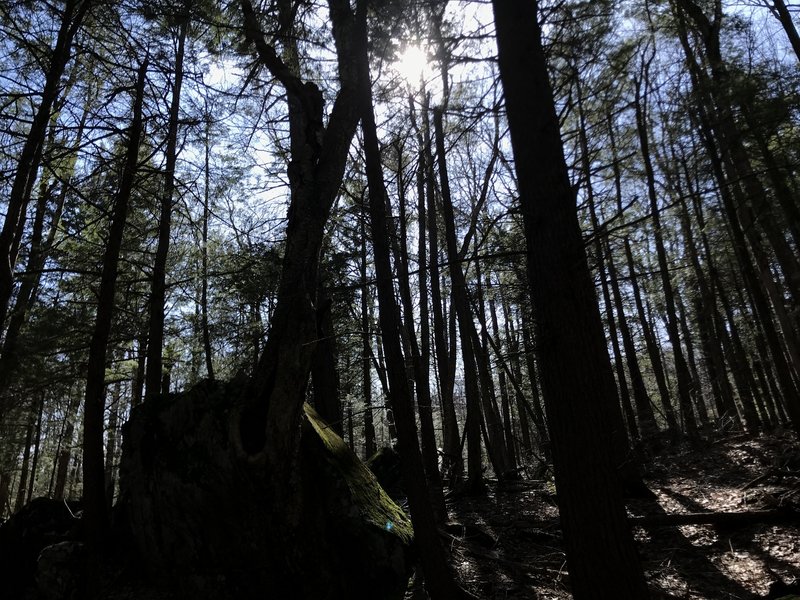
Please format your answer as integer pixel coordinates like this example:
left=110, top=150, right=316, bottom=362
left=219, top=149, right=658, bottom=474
left=630, top=507, right=800, bottom=528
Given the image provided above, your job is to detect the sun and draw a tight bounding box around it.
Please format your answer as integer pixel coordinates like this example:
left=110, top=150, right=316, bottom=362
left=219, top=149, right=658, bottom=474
left=395, top=45, right=429, bottom=85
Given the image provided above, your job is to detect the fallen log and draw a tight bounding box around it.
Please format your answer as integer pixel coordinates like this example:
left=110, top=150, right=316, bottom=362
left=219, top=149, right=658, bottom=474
left=629, top=507, right=800, bottom=528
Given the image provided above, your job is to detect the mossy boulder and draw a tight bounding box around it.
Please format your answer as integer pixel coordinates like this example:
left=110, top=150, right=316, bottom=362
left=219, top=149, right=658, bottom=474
left=119, top=380, right=413, bottom=600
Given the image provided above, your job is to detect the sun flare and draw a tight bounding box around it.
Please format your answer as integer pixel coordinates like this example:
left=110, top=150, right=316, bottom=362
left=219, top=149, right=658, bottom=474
left=395, top=45, right=429, bottom=84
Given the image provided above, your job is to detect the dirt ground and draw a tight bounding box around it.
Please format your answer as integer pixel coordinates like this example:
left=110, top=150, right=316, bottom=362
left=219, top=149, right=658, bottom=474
left=436, top=433, right=800, bottom=599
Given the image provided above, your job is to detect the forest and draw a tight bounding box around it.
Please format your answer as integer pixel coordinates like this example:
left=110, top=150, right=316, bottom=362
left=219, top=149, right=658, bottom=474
left=0, top=0, right=799, bottom=598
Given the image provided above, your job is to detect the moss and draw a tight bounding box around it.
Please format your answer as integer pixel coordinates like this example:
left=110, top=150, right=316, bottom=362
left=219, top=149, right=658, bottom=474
left=303, top=403, right=413, bottom=544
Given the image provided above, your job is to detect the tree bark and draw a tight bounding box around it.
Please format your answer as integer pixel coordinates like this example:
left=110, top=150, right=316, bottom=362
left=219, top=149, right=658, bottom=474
left=492, top=1, right=650, bottom=596
left=145, top=17, right=187, bottom=400
left=391, top=143, right=446, bottom=519
left=235, top=0, right=363, bottom=498
left=357, top=16, right=470, bottom=597
left=433, top=108, right=509, bottom=483
left=360, top=209, right=377, bottom=458
left=0, top=0, right=92, bottom=332
left=633, top=68, right=698, bottom=440
left=417, top=95, right=462, bottom=483
left=82, top=58, right=148, bottom=551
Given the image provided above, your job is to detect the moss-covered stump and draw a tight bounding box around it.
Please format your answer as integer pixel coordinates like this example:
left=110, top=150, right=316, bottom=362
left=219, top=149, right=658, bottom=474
left=118, top=380, right=413, bottom=600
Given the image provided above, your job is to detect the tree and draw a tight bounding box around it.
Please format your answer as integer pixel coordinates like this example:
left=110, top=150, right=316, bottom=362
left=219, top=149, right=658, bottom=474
left=491, top=0, right=650, bottom=596
left=357, top=8, right=469, bottom=595
left=83, top=57, right=148, bottom=555
left=0, top=0, right=94, bottom=395
left=145, top=4, right=190, bottom=399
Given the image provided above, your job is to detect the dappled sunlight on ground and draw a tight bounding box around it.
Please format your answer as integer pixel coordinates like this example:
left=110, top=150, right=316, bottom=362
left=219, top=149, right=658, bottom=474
left=422, top=433, right=800, bottom=599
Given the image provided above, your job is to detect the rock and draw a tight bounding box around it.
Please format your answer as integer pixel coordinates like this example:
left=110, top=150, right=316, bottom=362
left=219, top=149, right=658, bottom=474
left=367, top=446, right=404, bottom=501
left=119, top=380, right=414, bottom=600
left=36, top=541, right=86, bottom=600
left=0, top=497, right=81, bottom=598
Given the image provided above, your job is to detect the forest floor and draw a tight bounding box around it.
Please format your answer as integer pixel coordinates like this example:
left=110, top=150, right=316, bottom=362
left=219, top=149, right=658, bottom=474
left=431, top=432, right=800, bottom=600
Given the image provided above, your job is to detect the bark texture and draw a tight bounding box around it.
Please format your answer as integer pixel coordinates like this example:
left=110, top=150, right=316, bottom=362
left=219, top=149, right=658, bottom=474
left=492, top=1, right=649, bottom=597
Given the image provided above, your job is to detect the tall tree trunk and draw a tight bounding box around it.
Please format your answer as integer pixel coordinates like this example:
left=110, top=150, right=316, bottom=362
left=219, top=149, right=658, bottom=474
left=235, top=0, right=363, bottom=508
left=360, top=210, right=376, bottom=458
left=605, top=113, right=660, bottom=438
left=624, top=237, right=678, bottom=435
left=145, top=18, right=187, bottom=399
left=391, top=144, right=446, bottom=518
left=675, top=293, right=711, bottom=428
left=491, top=1, right=649, bottom=596
left=358, top=25, right=471, bottom=599
left=633, top=69, right=698, bottom=440
left=54, top=389, right=81, bottom=500
left=83, top=59, right=148, bottom=552
left=0, top=0, right=92, bottom=331
left=520, top=309, right=550, bottom=451
left=489, top=290, right=518, bottom=470
left=433, top=108, right=509, bottom=483
left=14, top=410, right=35, bottom=512
left=677, top=190, right=741, bottom=428
left=104, top=382, right=121, bottom=506
left=576, top=76, right=638, bottom=439
left=503, top=300, right=537, bottom=454
left=26, top=394, right=45, bottom=503
left=416, top=96, right=462, bottom=483
left=201, top=108, right=215, bottom=380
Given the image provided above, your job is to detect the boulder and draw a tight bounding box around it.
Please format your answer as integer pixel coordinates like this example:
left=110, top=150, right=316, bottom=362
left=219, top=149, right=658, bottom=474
left=119, top=379, right=413, bottom=600
left=36, top=541, right=86, bottom=600
left=0, top=497, right=81, bottom=598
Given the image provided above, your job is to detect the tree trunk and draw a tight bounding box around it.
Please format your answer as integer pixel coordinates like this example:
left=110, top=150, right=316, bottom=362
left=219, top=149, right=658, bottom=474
left=633, top=70, right=698, bottom=440
left=357, top=20, right=470, bottom=598
left=360, top=209, right=377, bottom=458
left=433, top=108, right=508, bottom=483
left=235, top=0, right=363, bottom=505
left=417, top=96, right=462, bottom=483
left=769, top=0, right=800, bottom=62
left=83, top=59, right=148, bottom=553
left=0, top=0, right=92, bottom=332
left=54, top=390, right=81, bottom=501
left=491, top=1, right=649, bottom=597
left=145, top=17, right=187, bottom=399
left=104, top=382, right=121, bottom=506
left=605, top=115, right=660, bottom=438
left=26, top=394, right=45, bottom=503
left=14, top=410, right=35, bottom=513
left=311, top=282, right=342, bottom=435
left=201, top=108, right=215, bottom=381
left=391, top=143, right=446, bottom=519
left=624, top=237, right=677, bottom=435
